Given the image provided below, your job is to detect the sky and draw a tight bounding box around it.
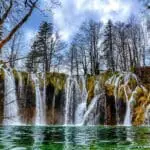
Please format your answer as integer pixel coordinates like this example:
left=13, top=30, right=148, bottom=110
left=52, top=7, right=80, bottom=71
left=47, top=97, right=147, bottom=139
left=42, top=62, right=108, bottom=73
left=23, top=0, right=143, bottom=50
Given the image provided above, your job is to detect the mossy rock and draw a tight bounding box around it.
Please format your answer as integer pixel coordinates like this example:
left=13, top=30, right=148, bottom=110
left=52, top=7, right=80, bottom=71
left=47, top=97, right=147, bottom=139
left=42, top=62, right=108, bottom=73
left=118, top=86, right=125, bottom=100
left=20, top=72, right=35, bottom=95
left=46, top=72, right=66, bottom=93
left=138, top=96, right=148, bottom=106
left=21, top=71, right=29, bottom=82
left=105, top=84, right=114, bottom=96
left=0, top=68, right=4, bottom=81
left=133, top=106, right=144, bottom=125
left=130, top=66, right=136, bottom=73
left=87, top=75, right=96, bottom=104
left=100, top=71, right=114, bottom=87
left=134, top=87, right=145, bottom=99
left=132, top=86, right=150, bottom=125
left=128, top=78, right=137, bottom=90
left=12, top=69, right=19, bottom=81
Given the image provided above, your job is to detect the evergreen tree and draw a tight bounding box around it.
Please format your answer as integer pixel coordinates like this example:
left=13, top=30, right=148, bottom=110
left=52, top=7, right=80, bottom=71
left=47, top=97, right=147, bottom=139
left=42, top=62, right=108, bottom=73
left=26, top=41, right=39, bottom=72
left=103, top=20, right=116, bottom=72
left=26, top=21, right=54, bottom=72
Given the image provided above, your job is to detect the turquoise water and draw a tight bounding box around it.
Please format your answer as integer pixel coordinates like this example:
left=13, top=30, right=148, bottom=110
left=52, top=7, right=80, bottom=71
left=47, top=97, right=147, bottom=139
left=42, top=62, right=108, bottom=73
left=0, top=126, right=150, bottom=150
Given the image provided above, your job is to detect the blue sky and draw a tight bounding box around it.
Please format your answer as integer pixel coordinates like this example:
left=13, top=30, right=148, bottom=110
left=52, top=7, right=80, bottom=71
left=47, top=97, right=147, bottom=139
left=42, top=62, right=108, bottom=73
left=23, top=8, right=50, bottom=46
left=23, top=0, right=142, bottom=50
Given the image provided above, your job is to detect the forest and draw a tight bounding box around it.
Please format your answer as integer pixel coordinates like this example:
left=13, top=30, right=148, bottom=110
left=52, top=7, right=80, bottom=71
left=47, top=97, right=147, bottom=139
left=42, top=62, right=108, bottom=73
left=0, top=0, right=149, bottom=74
left=0, top=0, right=150, bottom=150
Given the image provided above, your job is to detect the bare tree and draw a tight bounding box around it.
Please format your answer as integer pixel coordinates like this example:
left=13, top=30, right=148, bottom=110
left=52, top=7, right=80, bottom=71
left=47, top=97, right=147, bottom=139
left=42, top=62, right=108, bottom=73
left=8, top=31, right=23, bottom=68
left=0, top=0, right=60, bottom=52
left=67, top=20, right=102, bottom=75
left=0, top=0, right=38, bottom=51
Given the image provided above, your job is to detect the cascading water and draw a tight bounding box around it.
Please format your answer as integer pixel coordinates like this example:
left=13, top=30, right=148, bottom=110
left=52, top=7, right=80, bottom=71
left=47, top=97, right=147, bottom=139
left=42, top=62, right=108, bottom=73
left=64, top=76, right=89, bottom=125
left=114, top=74, right=123, bottom=125
left=75, top=76, right=88, bottom=125
left=64, top=75, right=104, bottom=126
left=42, top=73, right=46, bottom=122
left=0, top=66, right=147, bottom=126
left=31, top=74, right=46, bottom=125
left=64, top=76, right=83, bottom=125
left=123, top=74, right=138, bottom=126
left=3, top=69, right=21, bottom=125
left=106, top=74, right=124, bottom=125
left=64, top=76, right=74, bottom=125
left=123, top=93, right=133, bottom=126
left=105, top=72, right=140, bottom=126
left=82, top=79, right=104, bottom=125
left=82, top=94, right=101, bottom=125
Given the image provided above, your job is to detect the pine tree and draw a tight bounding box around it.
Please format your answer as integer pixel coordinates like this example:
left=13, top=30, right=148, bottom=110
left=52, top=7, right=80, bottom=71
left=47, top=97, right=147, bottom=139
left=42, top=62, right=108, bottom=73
left=37, top=22, right=53, bottom=72
left=103, top=20, right=116, bottom=72
left=26, top=21, right=54, bottom=72
left=26, top=41, right=40, bottom=72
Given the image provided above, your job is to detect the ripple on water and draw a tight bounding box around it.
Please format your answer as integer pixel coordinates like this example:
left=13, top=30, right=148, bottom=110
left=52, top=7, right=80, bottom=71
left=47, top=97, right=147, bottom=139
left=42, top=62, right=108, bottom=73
left=0, top=126, right=149, bottom=149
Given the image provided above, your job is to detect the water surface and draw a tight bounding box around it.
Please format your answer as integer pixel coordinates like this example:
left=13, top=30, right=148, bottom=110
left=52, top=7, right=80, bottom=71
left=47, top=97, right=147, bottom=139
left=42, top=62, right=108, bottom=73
left=0, top=126, right=150, bottom=150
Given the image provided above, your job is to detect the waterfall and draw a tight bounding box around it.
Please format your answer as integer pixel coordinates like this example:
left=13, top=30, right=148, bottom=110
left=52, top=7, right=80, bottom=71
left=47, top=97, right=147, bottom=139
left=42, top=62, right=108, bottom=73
left=82, top=94, right=101, bottom=125
left=31, top=74, right=46, bottom=125
left=82, top=78, right=104, bottom=125
left=3, top=69, right=21, bottom=125
left=64, top=76, right=73, bottom=125
left=114, top=74, right=123, bottom=125
left=123, top=87, right=137, bottom=126
left=106, top=72, right=140, bottom=126
left=64, top=76, right=87, bottom=125
left=123, top=73, right=139, bottom=126
left=64, top=76, right=80, bottom=125
left=106, top=74, right=124, bottom=125
left=42, top=73, right=46, bottom=121
left=75, top=103, right=86, bottom=125
left=75, top=76, right=88, bottom=125
left=123, top=99, right=132, bottom=126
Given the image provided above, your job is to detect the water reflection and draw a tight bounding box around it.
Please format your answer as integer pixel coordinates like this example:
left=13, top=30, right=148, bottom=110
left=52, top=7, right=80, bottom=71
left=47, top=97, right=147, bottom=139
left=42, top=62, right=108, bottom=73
left=0, top=126, right=149, bottom=149
left=33, top=126, right=45, bottom=149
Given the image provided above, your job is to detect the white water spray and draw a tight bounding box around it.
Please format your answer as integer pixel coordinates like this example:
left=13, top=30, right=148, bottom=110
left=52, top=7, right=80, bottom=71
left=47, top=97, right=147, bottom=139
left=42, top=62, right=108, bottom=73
left=3, top=69, right=21, bottom=125
left=82, top=94, right=101, bottom=125
left=123, top=87, right=137, bottom=126
left=31, top=74, right=46, bottom=125
left=75, top=76, right=88, bottom=125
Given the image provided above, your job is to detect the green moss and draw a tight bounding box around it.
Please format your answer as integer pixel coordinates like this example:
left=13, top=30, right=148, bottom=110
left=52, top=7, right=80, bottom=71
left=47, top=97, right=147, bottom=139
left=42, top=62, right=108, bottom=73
left=117, top=86, right=125, bottom=100
left=132, top=86, right=150, bottom=125
left=21, top=71, right=29, bottom=81
left=86, top=75, right=95, bottom=104
left=99, top=71, right=114, bottom=87
left=105, top=84, right=114, bottom=96
left=12, top=69, right=19, bottom=81
left=128, top=78, right=137, bottom=90
left=133, top=106, right=144, bottom=125
left=20, top=72, right=33, bottom=87
left=46, top=72, right=66, bottom=93
left=130, top=66, right=136, bottom=73
left=0, top=68, right=4, bottom=81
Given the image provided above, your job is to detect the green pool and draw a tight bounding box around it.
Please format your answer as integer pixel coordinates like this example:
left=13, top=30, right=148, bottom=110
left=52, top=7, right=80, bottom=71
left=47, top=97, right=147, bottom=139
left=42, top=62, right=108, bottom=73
left=0, top=126, right=150, bottom=150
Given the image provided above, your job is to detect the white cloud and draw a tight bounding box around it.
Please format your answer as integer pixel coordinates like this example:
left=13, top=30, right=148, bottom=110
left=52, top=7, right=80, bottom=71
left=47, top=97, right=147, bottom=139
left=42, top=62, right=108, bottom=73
left=24, top=29, right=37, bottom=53
left=51, top=0, right=141, bottom=40
left=24, top=29, right=36, bottom=44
